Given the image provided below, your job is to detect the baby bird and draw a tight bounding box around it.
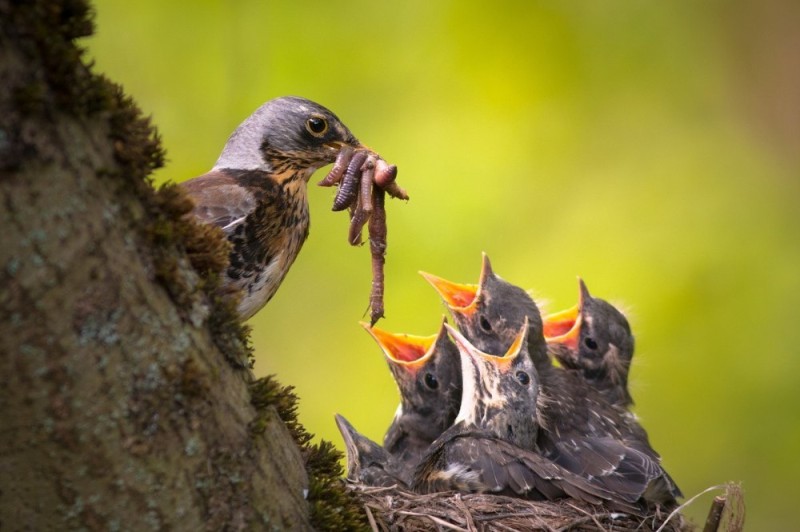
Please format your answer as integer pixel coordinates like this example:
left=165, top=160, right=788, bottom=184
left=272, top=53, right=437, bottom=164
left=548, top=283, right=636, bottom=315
left=413, top=322, right=628, bottom=510
left=334, top=414, right=407, bottom=488
left=421, top=255, right=681, bottom=507
left=545, top=278, right=635, bottom=408
left=362, top=319, right=461, bottom=469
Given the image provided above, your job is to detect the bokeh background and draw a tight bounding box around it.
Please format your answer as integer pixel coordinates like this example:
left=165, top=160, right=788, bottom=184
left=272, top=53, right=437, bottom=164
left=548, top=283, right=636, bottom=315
left=88, top=1, right=800, bottom=528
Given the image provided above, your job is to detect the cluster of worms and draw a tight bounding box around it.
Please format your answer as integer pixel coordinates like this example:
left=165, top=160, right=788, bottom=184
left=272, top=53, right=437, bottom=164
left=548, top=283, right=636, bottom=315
left=318, top=147, right=409, bottom=326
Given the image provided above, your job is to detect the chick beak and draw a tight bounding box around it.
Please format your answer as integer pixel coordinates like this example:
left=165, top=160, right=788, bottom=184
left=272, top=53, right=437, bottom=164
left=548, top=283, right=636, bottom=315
left=334, top=413, right=362, bottom=476
left=478, top=252, right=496, bottom=287
left=360, top=321, right=438, bottom=374
left=543, top=304, right=579, bottom=339
left=419, top=271, right=479, bottom=314
left=544, top=277, right=589, bottom=350
left=446, top=320, right=529, bottom=425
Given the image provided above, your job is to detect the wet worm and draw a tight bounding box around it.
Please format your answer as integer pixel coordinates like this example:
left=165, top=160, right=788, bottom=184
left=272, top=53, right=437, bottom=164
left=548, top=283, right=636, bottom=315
left=332, top=150, right=368, bottom=211
left=374, top=159, right=397, bottom=187
left=384, top=182, right=409, bottom=200
left=368, top=187, right=387, bottom=326
left=347, top=159, right=375, bottom=246
left=318, top=146, right=354, bottom=186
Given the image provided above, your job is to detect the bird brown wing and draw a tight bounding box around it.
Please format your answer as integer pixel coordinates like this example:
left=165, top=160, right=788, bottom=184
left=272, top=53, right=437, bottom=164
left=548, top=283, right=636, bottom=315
left=544, top=435, right=677, bottom=506
left=181, top=171, right=257, bottom=236
left=412, top=427, right=640, bottom=512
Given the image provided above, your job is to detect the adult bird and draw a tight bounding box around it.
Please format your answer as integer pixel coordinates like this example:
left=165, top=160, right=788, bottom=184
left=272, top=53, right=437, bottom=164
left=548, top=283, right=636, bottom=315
left=181, top=96, right=362, bottom=320
left=362, top=318, right=462, bottom=471
left=544, top=278, right=636, bottom=408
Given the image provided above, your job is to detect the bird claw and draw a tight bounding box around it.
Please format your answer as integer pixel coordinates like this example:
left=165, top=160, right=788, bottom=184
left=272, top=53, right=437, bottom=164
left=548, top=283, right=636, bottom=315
left=319, top=147, right=408, bottom=325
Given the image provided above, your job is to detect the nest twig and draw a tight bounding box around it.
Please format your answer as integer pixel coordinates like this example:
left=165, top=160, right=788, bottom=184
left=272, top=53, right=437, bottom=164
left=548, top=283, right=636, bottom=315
left=348, top=482, right=692, bottom=532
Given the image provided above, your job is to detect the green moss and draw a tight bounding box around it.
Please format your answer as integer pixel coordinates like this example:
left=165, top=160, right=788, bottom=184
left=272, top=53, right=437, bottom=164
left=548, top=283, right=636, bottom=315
left=5, top=2, right=359, bottom=527
left=250, top=377, right=369, bottom=531
left=3, top=0, right=108, bottom=118
left=4, top=0, right=253, bottom=368
left=107, top=92, right=251, bottom=366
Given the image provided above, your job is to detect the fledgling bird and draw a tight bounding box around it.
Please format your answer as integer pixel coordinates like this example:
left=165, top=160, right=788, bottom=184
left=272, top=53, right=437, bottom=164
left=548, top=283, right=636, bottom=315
left=544, top=278, right=635, bottom=408
left=334, top=414, right=408, bottom=488
left=420, top=254, right=636, bottom=435
left=420, top=253, right=549, bottom=368
left=361, top=318, right=461, bottom=468
left=420, top=254, right=681, bottom=507
left=181, top=96, right=362, bottom=320
left=413, top=322, right=630, bottom=511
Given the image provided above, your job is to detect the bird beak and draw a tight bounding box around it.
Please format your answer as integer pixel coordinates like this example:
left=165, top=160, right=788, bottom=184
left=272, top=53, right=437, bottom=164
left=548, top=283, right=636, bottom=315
left=543, top=305, right=579, bottom=339
left=419, top=253, right=496, bottom=316
left=334, top=414, right=364, bottom=477
left=324, top=139, right=358, bottom=152
left=419, top=271, right=479, bottom=313
left=543, top=277, right=588, bottom=350
left=447, top=320, right=528, bottom=426
left=445, top=318, right=528, bottom=372
left=478, top=252, right=496, bottom=286
left=360, top=320, right=443, bottom=373
left=334, top=413, right=358, bottom=456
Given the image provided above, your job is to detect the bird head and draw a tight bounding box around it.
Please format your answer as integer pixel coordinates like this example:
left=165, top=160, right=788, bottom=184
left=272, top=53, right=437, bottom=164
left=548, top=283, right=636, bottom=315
left=420, top=253, right=546, bottom=358
left=544, top=279, right=635, bottom=400
left=213, top=96, right=361, bottom=178
left=446, top=319, right=539, bottom=448
left=334, top=414, right=400, bottom=485
left=361, top=318, right=462, bottom=440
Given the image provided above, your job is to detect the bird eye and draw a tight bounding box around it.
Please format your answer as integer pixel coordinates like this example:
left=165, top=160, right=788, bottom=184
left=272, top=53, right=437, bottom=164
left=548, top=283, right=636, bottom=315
left=584, top=337, right=598, bottom=350
left=424, top=372, right=439, bottom=389
left=479, top=315, right=492, bottom=332
left=305, top=115, right=328, bottom=136
left=515, top=371, right=530, bottom=386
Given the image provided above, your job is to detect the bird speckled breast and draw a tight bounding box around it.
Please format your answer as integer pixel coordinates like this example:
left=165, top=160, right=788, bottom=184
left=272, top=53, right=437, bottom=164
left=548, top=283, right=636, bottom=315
left=226, top=174, right=310, bottom=319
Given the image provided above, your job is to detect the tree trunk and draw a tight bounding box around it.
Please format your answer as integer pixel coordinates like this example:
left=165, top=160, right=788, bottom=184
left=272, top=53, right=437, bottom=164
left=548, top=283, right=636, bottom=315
left=0, top=2, right=337, bottom=530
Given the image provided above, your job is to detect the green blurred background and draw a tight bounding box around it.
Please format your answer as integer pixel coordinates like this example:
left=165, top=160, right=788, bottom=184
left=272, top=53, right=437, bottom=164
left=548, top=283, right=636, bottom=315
left=88, top=1, right=799, bottom=528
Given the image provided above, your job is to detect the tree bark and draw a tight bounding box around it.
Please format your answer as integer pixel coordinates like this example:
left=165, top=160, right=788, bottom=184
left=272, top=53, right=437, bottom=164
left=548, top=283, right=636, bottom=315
left=0, top=2, right=320, bottom=530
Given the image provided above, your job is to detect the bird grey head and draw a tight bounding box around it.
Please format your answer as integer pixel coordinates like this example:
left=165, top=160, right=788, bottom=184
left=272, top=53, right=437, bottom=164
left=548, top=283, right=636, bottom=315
left=362, top=319, right=462, bottom=444
left=421, top=253, right=547, bottom=361
left=213, top=96, right=360, bottom=174
left=334, top=414, right=402, bottom=486
left=545, top=279, right=635, bottom=400
left=446, top=320, right=540, bottom=449
left=577, top=282, right=634, bottom=386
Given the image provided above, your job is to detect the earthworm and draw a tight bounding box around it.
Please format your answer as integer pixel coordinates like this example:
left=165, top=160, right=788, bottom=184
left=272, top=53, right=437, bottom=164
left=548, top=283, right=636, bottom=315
left=368, top=187, right=387, bottom=326
left=318, top=145, right=354, bottom=186
left=332, top=150, right=368, bottom=211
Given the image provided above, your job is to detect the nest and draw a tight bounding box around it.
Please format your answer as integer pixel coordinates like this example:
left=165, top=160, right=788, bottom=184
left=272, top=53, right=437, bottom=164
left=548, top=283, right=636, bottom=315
left=350, top=483, right=692, bottom=532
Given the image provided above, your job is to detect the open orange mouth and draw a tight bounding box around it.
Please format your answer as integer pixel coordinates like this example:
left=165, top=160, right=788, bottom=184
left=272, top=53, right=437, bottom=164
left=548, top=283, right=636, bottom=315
left=543, top=278, right=589, bottom=350
left=418, top=272, right=478, bottom=309
left=543, top=304, right=579, bottom=339
left=361, top=319, right=449, bottom=373
left=419, top=253, right=496, bottom=315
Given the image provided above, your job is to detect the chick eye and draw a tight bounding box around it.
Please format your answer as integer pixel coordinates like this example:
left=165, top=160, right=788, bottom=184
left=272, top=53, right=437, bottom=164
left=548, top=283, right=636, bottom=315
left=515, top=371, right=530, bottom=386
left=424, top=372, right=439, bottom=389
left=479, top=315, right=492, bottom=332
left=584, top=337, right=598, bottom=350
left=305, top=115, right=328, bottom=136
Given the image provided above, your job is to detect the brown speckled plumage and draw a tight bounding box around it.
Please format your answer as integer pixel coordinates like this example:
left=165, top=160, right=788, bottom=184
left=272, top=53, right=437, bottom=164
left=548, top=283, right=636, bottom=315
left=180, top=96, right=361, bottom=320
